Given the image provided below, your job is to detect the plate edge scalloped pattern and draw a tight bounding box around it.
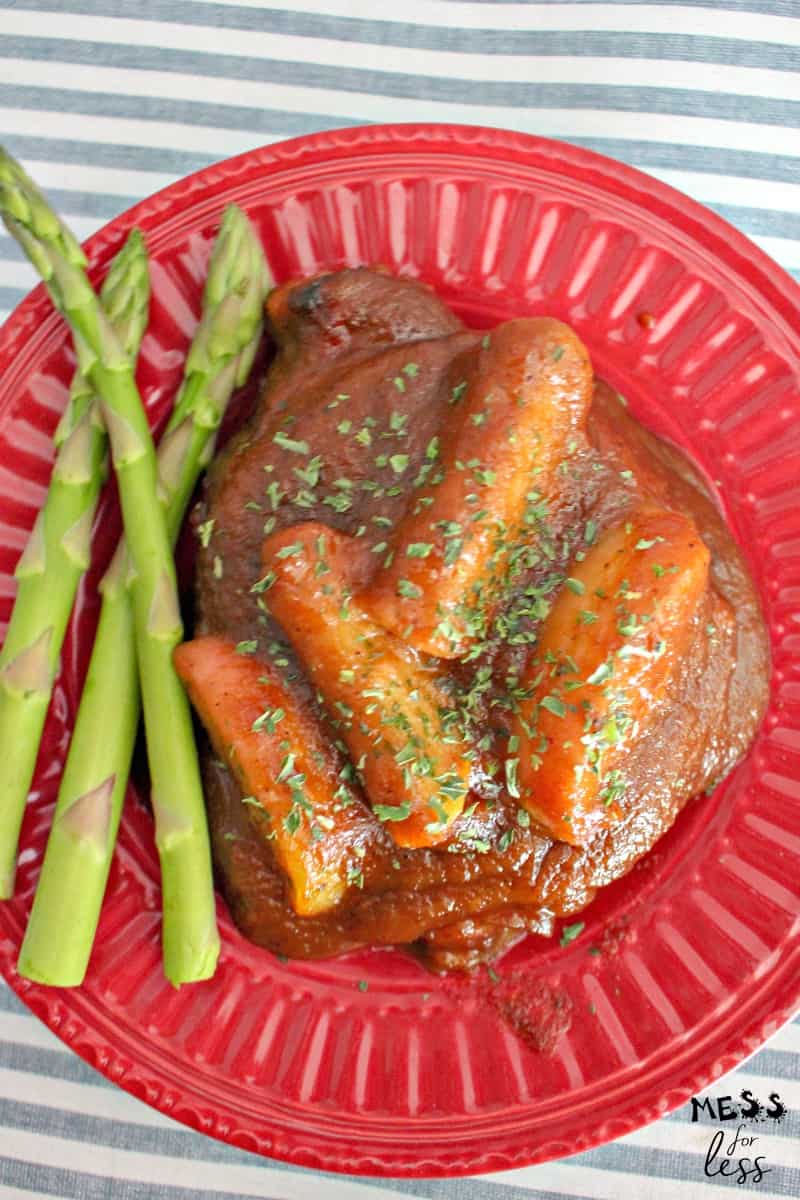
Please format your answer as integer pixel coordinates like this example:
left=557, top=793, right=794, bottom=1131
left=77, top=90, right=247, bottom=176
left=0, top=123, right=799, bottom=1178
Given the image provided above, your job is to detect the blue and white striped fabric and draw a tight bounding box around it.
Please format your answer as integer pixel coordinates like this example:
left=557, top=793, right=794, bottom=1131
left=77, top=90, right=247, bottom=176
left=0, top=2, right=798, bottom=1196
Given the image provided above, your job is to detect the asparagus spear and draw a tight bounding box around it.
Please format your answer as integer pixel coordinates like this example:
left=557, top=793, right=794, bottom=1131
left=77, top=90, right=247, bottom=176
left=18, top=206, right=271, bottom=986
left=0, top=226, right=149, bottom=900
left=0, top=150, right=231, bottom=984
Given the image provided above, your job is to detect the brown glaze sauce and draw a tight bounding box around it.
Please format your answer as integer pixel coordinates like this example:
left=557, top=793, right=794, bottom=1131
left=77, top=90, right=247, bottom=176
left=193, top=268, right=769, bottom=972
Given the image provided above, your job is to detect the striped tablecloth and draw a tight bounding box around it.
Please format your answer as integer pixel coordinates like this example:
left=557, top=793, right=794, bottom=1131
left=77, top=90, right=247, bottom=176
left=0, top=2, right=798, bottom=1196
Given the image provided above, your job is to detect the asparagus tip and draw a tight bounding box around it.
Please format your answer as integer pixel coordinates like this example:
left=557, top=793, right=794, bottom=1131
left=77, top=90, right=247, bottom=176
left=0, top=146, right=87, bottom=270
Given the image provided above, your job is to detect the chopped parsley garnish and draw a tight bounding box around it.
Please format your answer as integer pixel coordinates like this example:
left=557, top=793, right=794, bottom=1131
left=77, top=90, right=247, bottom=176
left=251, top=570, right=276, bottom=594
left=373, top=801, right=412, bottom=822
left=197, top=518, right=215, bottom=548
left=275, top=752, right=298, bottom=784
left=347, top=865, right=365, bottom=889
left=283, top=807, right=302, bottom=835
left=293, top=456, right=323, bottom=487
left=273, top=431, right=309, bottom=455
left=397, top=579, right=422, bottom=599
left=600, top=769, right=626, bottom=806
left=560, top=921, right=585, bottom=947
left=275, top=541, right=303, bottom=559
left=389, top=453, right=410, bottom=474
left=252, top=707, right=285, bottom=735
left=323, top=492, right=352, bottom=513
left=505, top=757, right=521, bottom=798
left=265, top=481, right=284, bottom=511
left=498, top=828, right=514, bottom=852
left=444, top=537, right=463, bottom=566
left=586, top=660, right=613, bottom=686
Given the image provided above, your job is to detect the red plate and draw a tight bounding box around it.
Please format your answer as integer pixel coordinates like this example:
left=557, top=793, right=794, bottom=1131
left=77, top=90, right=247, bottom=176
left=0, top=124, right=798, bottom=1177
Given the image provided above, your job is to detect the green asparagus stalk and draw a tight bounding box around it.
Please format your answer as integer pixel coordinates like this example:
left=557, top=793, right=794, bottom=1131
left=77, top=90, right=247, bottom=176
left=0, top=226, right=149, bottom=899
left=0, top=150, right=227, bottom=984
left=18, top=205, right=271, bottom=986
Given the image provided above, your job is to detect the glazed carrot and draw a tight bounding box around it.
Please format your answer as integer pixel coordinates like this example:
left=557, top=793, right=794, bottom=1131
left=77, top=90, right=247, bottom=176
left=262, top=523, right=471, bottom=848
left=509, top=507, right=710, bottom=845
left=360, top=318, right=592, bottom=657
left=174, top=635, right=372, bottom=916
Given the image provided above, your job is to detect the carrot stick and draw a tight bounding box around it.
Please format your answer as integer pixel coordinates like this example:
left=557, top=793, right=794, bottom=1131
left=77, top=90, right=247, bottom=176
left=261, top=523, right=471, bottom=848
left=360, top=318, right=592, bottom=657
left=174, top=635, right=372, bottom=915
left=509, top=506, right=711, bottom=845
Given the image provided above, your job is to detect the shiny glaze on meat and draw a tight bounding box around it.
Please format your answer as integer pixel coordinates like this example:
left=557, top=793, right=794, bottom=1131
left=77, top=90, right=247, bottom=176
left=194, top=268, right=769, bottom=971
